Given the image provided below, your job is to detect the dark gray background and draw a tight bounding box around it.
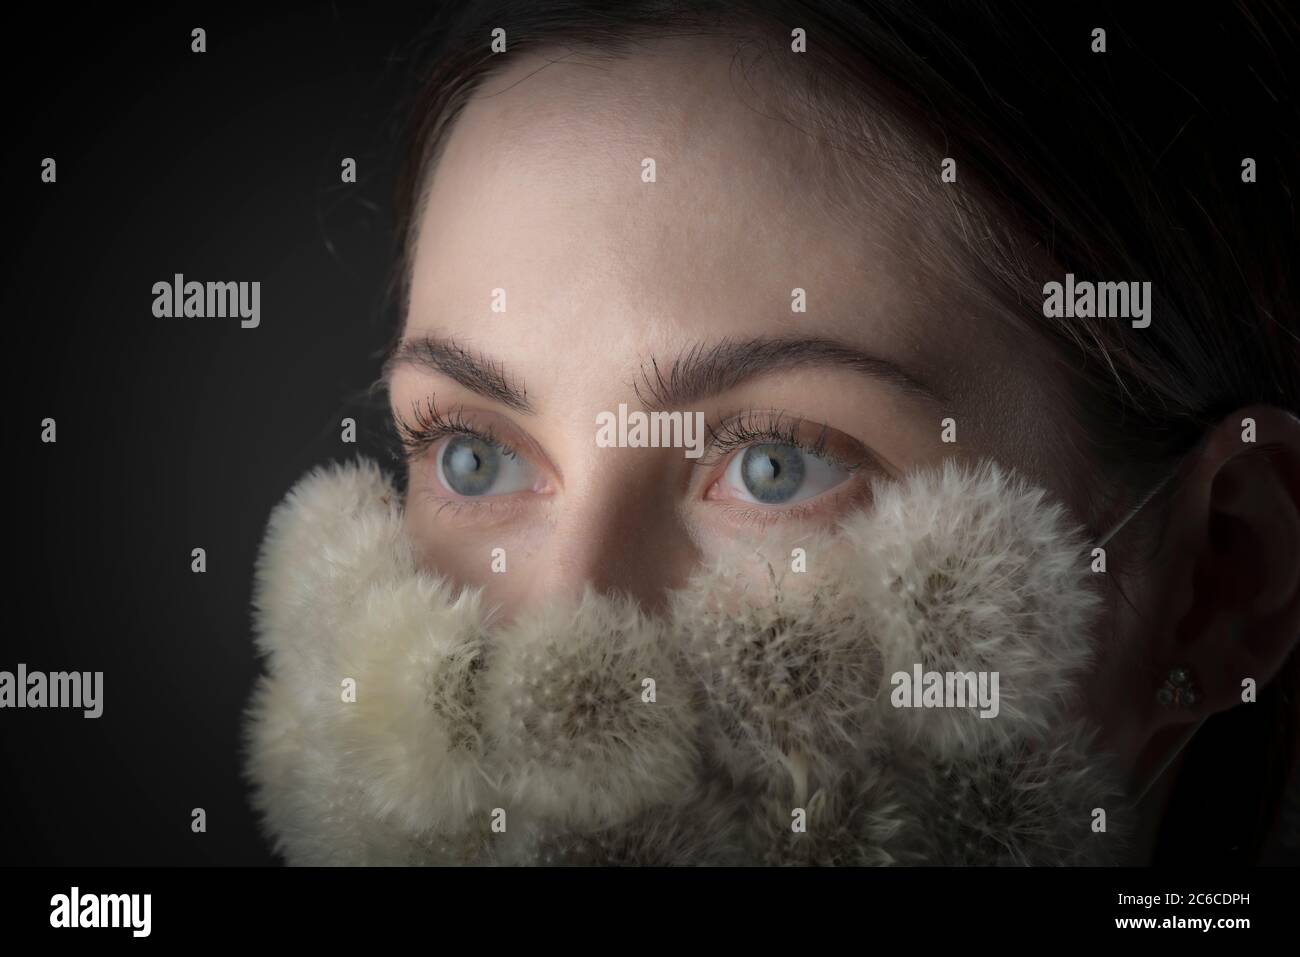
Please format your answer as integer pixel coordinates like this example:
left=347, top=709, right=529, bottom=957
left=4, top=2, right=431, bottom=864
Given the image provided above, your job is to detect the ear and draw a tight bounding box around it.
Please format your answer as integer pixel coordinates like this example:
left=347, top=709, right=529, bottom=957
left=1128, top=404, right=1300, bottom=795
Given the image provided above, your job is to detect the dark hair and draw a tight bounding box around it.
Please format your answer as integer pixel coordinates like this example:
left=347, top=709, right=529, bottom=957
left=384, top=0, right=1299, bottom=863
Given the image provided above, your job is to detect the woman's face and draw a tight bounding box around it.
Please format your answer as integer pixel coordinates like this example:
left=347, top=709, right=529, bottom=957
left=381, top=36, right=1181, bottom=849
left=386, top=37, right=1147, bottom=760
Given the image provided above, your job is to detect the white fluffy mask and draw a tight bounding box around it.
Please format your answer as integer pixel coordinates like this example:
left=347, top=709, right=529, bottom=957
left=242, top=456, right=1131, bottom=865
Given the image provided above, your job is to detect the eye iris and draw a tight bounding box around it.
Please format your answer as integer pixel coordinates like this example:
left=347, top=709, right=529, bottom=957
left=442, top=435, right=500, bottom=495
left=741, top=443, right=806, bottom=503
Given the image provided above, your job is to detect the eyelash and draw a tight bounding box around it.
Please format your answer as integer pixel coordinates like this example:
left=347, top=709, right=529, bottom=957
left=393, top=396, right=521, bottom=464
left=396, top=401, right=862, bottom=472
left=701, top=409, right=869, bottom=472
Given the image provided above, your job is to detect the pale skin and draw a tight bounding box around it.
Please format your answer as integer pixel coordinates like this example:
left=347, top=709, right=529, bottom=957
left=386, top=38, right=1300, bottom=862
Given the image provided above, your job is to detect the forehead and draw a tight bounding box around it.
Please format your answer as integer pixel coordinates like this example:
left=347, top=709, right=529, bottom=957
left=411, top=37, right=930, bottom=350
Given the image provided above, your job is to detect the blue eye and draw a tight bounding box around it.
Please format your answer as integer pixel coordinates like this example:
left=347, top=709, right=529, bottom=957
left=436, top=434, right=536, bottom=497
left=725, top=442, right=850, bottom=505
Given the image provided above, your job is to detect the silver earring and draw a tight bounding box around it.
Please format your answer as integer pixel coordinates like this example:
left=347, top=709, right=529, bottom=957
left=1157, top=666, right=1199, bottom=708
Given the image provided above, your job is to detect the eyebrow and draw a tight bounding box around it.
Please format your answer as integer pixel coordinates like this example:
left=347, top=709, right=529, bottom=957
left=382, top=335, right=533, bottom=413
left=383, top=333, right=945, bottom=414
left=634, top=336, right=948, bottom=412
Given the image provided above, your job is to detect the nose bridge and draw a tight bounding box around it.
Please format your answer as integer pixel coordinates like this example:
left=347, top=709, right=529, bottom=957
left=527, top=449, right=692, bottom=613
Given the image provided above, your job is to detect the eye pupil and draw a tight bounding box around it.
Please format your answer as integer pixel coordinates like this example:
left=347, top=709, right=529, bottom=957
left=741, top=443, right=806, bottom=503
left=442, top=436, right=500, bottom=495
left=452, top=447, right=479, bottom=471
